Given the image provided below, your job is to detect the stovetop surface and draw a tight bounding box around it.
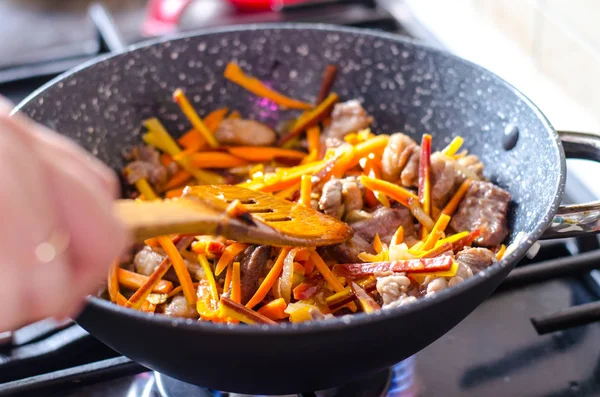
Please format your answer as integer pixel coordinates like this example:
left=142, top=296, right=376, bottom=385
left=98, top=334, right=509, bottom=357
left=1, top=1, right=600, bottom=396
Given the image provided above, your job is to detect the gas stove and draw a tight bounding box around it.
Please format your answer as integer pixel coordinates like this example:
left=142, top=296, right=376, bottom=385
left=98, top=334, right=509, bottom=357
left=1, top=1, right=600, bottom=396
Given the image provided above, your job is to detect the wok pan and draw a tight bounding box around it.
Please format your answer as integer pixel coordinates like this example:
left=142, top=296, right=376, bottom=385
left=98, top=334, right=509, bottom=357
left=14, top=24, right=600, bottom=394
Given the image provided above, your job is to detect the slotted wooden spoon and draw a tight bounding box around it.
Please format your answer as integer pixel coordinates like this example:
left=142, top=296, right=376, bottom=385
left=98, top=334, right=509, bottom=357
left=114, top=185, right=353, bottom=246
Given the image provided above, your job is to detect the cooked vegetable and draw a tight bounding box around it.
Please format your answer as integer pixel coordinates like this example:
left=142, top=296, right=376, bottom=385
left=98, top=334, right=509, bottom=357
left=334, top=256, right=454, bottom=278
left=173, top=89, right=219, bottom=148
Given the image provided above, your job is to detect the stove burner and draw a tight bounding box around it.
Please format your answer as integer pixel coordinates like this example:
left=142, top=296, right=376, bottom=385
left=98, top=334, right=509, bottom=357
left=155, top=367, right=393, bottom=397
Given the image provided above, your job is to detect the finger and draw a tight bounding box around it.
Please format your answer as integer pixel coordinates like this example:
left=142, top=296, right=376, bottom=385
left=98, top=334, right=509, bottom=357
left=0, top=98, right=120, bottom=199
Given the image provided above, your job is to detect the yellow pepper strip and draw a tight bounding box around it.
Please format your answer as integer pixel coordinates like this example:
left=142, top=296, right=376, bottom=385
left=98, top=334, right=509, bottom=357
left=421, top=214, right=451, bottom=251
left=231, top=261, right=242, bottom=304
left=496, top=245, right=507, bottom=260
left=441, top=136, right=464, bottom=156
left=173, top=89, right=219, bottom=148
left=359, top=175, right=418, bottom=207
left=375, top=191, right=391, bottom=208
left=309, top=251, right=357, bottom=311
left=300, top=175, right=312, bottom=206
left=135, top=178, right=158, bottom=200
left=198, top=254, right=219, bottom=302
left=241, top=160, right=327, bottom=193
left=224, top=63, right=312, bottom=110
left=143, top=118, right=224, bottom=185
left=434, top=231, right=470, bottom=248
left=390, top=226, right=404, bottom=246
left=142, top=131, right=171, bottom=153
left=408, top=241, right=424, bottom=255
left=346, top=135, right=389, bottom=169
left=307, top=126, right=321, bottom=155
left=157, top=236, right=196, bottom=306
left=441, top=180, right=471, bottom=218
left=410, top=261, right=459, bottom=284
left=277, top=93, right=339, bottom=145
left=247, top=248, right=291, bottom=309
left=373, top=234, right=384, bottom=254
left=215, top=243, right=248, bottom=276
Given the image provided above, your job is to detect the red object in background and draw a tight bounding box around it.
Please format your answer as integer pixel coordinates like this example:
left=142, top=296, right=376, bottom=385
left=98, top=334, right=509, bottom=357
left=143, top=0, right=307, bottom=36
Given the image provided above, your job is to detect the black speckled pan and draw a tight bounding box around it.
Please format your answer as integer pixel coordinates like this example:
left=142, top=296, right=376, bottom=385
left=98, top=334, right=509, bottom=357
left=15, top=24, right=600, bottom=394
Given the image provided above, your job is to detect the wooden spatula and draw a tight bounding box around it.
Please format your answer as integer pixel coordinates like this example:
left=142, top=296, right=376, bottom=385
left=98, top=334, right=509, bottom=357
left=114, top=185, right=353, bottom=246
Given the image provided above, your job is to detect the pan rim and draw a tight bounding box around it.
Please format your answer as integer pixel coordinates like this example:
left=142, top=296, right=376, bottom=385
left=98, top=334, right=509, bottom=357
left=15, top=22, right=565, bottom=335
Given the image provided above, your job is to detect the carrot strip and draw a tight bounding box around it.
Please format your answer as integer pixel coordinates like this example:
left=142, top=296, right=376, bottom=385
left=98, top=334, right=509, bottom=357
left=215, top=243, right=248, bottom=276
left=441, top=136, right=464, bottom=156
left=441, top=180, right=471, bottom=217
left=274, top=181, right=301, bottom=200
left=242, top=160, right=327, bottom=193
left=187, top=151, right=248, bottom=168
left=173, top=89, right=219, bottom=148
left=300, top=174, right=312, bottom=206
left=277, top=93, right=338, bottom=145
left=418, top=134, right=432, bottom=238
left=390, top=226, right=404, bottom=247
left=126, top=237, right=194, bottom=309
left=334, top=256, right=454, bottom=278
left=167, top=283, right=200, bottom=298
left=160, top=153, right=173, bottom=167
left=346, top=135, right=389, bottom=169
left=163, top=169, right=193, bottom=191
left=373, top=234, right=384, bottom=254
left=107, top=260, right=122, bottom=305
left=140, top=301, right=156, bottom=313
left=316, top=64, right=338, bottom=104
left=257, top=298, right=289, bottom=320
left=231, top=261, right=241, bottom=304
left=221, top=296, right=276, bottom=325
left=223, top=262, right=234, bottom=294
left=165, top=187, right=186, bottom=198
left=118, top=268, right=174, bottom=294
left=246, top=248, right=291, bottom=309
left=496, top=244, right=507, bottom=260
left=359, top=175, right=418, bottom=207
left=307, top=126, right=321, bottom=157
left=310, top=251, right=357, bottom=311
left=135, top=178, right=158, bottom=200
left=177, top=108, right=229, bottom=149
left=226, top=146, right=306, bottom=162
left=143, top=118, right=224, bottom=184
left=157, top=236, right=196, bottom=306
left=452, top=229, right=482, bottom=252
left=224, top=63, right=312, bottom=110
left=421, top=214, right=451, bottom=251
left=420, top=242, right=453, bottom=259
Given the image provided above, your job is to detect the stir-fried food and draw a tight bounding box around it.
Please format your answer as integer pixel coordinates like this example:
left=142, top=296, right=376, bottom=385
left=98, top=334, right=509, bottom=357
left=108, top=62, right=512, bottom=324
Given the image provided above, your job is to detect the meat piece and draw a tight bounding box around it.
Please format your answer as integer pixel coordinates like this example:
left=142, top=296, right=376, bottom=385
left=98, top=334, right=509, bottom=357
left=381, top=133, right=418, bottom=182
left=341, top=178, right=363, bottom=214
left=450, top=181, right=511, bottom=246
left=214, top=119, right=276, bottom=146
left=134, top=246, right=165, bottom=276
left=318, top=235, right=373, bottom=264
left=458, top=154, right=485, bottom=179
left=124, top=145, right=168, bottom=186
left=351, top=206, right=416, bottom=245
left=238, top=245, right=272, bottom=304
left=376, top=274, right=418, bottom=309
left=324, top=100, right=373, bottom=140
left=319, top=178, right=344, bottom=218
left=401, top=149, right=420, bottom=188
left=425, top=277, right=447, bottom=297
left=456, top=247, right=496, bottom=274
left=164, top=295, right=198, bottom=318
left=308, top=307, right=334, bottom=321
left=430, top=152, right=460, bottom=208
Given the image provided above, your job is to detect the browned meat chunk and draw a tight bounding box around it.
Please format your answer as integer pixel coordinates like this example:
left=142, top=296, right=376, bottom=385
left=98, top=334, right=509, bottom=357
left=351, top=206, right=416, bottom=245
left=456, top=247, right=496, bottom=274
left=237, top=245, right=272, bottom=304
left=458, top=154, right=484, bottom=179
left=341, top=178, right=363, bottom=214
left=214, top=119, right=276, bottom=146
left=401, top=149, right=420, bottom=188
left=324, top=100, right=373, bottom=140
left=381, top=133, right=419, bottom=182
left=450, top=181, right=511, bottom=246
left=318, top=235, right=373, bottom=264
left=430, top=152, right=460, bottom=208
left=134, top=246, right=165, bottom=276
left=124, top=145, right=168, bottom=187
left=319, top=178, right=344, bottom=218
left=164, top=295, right=198, bottom=318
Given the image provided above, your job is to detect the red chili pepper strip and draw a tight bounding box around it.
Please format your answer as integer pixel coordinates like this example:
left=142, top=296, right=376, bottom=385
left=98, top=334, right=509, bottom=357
left=418, top=134, right=432, bottom=237
left=334, top=256, right=453, bottom=279
left=452, top=229, right=482, bottom=252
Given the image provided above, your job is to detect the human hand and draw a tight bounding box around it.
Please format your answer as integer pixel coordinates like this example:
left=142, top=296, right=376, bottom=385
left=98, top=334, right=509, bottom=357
left=0, top=98, right=128, bottom=332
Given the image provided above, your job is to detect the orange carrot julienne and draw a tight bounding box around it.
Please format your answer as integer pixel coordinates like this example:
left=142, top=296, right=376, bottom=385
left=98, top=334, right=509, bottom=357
left=373, top=234, right=384, bottom=254
left=107, top=260, right=124, bottom=305
left=140, top=301, right=156, bottom=313
left=359, top=175, right=418, bottom=207
left=160, top=153, right=173, bottom=167
left=257, top=298, right=289, bottom=320
left=300, top=174, right=312, bottom=206
left=177, top=107, right=228, bottom=150
left=187, top=152, right=248, bottom=168
left=118, top=268, right=174, bottom=294
left=307, top=126, right=321, bottom=157
left=247, top=248, right=291, bottom=309
left=224, top=63, right=312, bottom=110
left=346, top=135, right=389, bottom=169
left=165, top=187, right=186, bottom=198
left=496, top=244, right=507, bottom=260
left=223, top=262, right=234, bottom=294
left=390, top=226, right=404, bottom=246
left=173, top=88, right=219, bottom=148
left=309, top=251, right=357, bottom=311
left=442, top=179, right=471, bottom=217
left=167, top=282, right=200, bottom=298
left=163, top=169, right=193, bottom=191
left=157, top=235, right=196, bottom=306
left=231, top=261, right=241, bottom=304
left=215, top=243, right=247, bottom=276
left=226, top=146, right=306, bottom=162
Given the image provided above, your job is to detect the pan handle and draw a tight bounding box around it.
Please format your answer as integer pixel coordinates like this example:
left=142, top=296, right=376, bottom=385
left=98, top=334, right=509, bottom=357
left=541, top=130, right=600, bottom=239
